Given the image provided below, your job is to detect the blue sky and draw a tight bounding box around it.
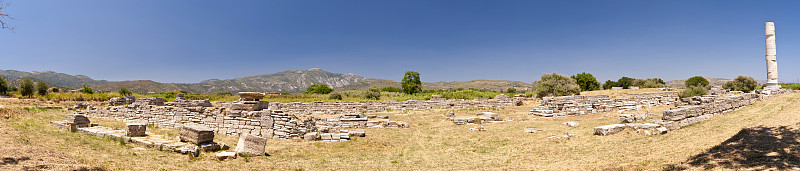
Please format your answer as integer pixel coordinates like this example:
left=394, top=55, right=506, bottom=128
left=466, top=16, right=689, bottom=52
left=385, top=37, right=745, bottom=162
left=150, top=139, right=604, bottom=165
left=1, top=1, right=799, bottom=83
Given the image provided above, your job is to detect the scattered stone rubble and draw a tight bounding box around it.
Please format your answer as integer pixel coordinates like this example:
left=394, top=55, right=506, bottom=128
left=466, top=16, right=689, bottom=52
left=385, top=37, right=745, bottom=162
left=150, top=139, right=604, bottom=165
left=49, top=114, right=229, bottom=157
left=270, top=95, right=523, bottom=115
left=529, top=92, right=679, bottom=117
left=524, top=128, right=544, bottom=133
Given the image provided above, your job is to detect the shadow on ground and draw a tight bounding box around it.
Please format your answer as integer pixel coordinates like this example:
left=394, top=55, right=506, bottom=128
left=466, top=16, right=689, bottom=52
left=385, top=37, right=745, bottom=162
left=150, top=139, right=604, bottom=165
left=665, top=125, right=800, bottom=170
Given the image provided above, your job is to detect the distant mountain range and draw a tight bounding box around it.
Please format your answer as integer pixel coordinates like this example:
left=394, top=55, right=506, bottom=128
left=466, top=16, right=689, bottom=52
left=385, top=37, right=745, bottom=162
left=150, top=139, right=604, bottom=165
left=1, top=69, right=757, bottom=93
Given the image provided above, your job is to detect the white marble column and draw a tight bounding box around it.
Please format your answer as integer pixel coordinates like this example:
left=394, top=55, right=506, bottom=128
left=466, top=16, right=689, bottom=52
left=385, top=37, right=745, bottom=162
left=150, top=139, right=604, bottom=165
left=765, top=22, right=780, bottom=89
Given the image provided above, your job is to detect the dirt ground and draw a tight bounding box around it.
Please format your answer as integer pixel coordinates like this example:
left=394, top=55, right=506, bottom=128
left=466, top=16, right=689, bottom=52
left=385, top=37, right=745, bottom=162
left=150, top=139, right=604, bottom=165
left=0, top=92, right=799, bottom=170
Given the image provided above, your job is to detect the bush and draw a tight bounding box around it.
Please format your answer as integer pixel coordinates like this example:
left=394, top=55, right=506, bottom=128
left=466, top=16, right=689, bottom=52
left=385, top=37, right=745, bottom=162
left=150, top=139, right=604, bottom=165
left=119, top=88, right=133, bottom=96
left=723, top=76, right=758, bottom=92
left=216, top=92, right=232, bottom=96
left=685, top=76, right=709, bottom=87
left=402, top=71, right=422, bottom=95
left=380, top=87, right=403, bottom=92
left=304, top=84, right=334, bottom=94
left=533, top=73, right=580, bottom=97
left=570, top=72, right=600, bottom=91
left=506, top=87, right=516, bottom=93
left=602, top=80, right=617, bottom=90
left=632, top=78, right=666, bottom=88
left=51, top=88, right=59, bottom=93
left=679, top=86, right=707, bottom=98
left=20, top=78, right=34, bottom=98
left=36, top=81, right=49, bottom=96
left=0, top=76, right=7, bottom=95
left=80, top=85, right=93, bottom=94
left=617, top=77, right=634, bottom=89
left=364, top=91, right=380, bottom=100
left=328, top=92, right=343, bottom=100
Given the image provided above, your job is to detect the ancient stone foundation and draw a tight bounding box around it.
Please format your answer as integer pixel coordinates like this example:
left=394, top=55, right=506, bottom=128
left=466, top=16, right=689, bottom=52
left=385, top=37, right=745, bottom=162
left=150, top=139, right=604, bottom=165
left=529, top=92, right=679, bottom=117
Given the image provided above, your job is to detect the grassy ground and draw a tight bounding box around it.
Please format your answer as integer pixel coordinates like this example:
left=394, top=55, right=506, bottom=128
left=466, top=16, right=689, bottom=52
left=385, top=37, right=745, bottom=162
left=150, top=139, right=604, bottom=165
left=0, top=92, right=798, bottom=170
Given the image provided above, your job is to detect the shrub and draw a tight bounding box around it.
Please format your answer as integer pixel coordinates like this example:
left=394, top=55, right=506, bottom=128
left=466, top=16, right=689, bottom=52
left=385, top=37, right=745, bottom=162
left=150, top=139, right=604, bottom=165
left=304, top=84, right=334, bottom=94
left=506, top=87, right=516, bottom=93
left=36, top=81, right=49, bottom=96
left=533, top=73, right=580, bottom=97
left=570, top=72, right=600, bottom=91
left=679, top=86, right=707, bottom=98
left=0, top=76, right=7, bottom=95
left=80, top=85, right=93, bottom=94
left=685, top=76, right=709, bottom=87
left=51, top=88, right=59, bottom=93
left=602, top=80, right=617, bottom=90
left=216, top=92, right=232, bottom=96
left=10, top=86, right=16, bottom=92
left=617, top=77, right=634, bottom=89
left=119, top=88, right=133, bottom=96
left=401, top=71, right=422, bottom=95
left=723, top=76, right=758, bottom=92
left=380, top=87, right=403, bottom=92
left=20, top=78, right=34, bottom=98
left=179, top=90, right=189, bottom=94
left=364, top=91, right=380, bottom=100
left=632, top=78, right=666, bottom=88
left=328, top=92, right=343, bottom=100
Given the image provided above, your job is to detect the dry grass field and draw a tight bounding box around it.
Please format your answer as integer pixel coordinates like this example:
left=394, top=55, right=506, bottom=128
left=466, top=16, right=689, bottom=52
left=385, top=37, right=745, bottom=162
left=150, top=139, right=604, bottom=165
left=1, top=91, right=798, bottom=170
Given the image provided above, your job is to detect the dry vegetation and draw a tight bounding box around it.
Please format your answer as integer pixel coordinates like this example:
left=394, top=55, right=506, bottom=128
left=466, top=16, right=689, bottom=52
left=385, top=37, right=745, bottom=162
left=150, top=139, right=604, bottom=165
left=0, top=91, right=798, bottom=170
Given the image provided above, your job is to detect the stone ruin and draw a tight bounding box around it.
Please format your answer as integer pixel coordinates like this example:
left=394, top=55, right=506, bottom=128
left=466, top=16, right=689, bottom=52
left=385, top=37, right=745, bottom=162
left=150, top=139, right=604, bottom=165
left=50, top=114, right=230, bottom=157
left=269, top=94, right=524, bottom=115
left=451, top=112, right=503, bottom=125
left=528, top=92, right=680, bottom=117
left=75, top=94, right=428, bottom=142
left=593, top=89, right=793, bottom=136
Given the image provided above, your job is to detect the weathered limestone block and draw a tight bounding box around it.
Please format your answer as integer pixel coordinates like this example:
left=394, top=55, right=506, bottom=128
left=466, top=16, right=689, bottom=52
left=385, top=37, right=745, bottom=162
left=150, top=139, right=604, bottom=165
left=216, top=151, right=237, bottom=161
left=180, top=125, right=215, bottom=144
left=67, top=114, right=91, bottom=125
left=235, top=133, right=267, bottom=156
left=304, top=132, right=319, bottom=141
left=238, top=92, right=265, bottom=101
left=125, top=122, right=147, bottom=137
left=593, top=124, right=626, bottom=136
left=349, top=129, right=366, bottom=137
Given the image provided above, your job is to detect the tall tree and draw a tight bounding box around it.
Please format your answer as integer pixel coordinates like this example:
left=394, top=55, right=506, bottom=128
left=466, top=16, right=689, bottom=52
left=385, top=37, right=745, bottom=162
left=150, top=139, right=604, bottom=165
left=401, top=71, right=422, bottom=95
left=36, top=81, right=49, bottom=96
left=20, top=78, right=33, bottom=98
left=617, top=77, right=634, bottom=89
left=570, top=72, right=600, bottom=91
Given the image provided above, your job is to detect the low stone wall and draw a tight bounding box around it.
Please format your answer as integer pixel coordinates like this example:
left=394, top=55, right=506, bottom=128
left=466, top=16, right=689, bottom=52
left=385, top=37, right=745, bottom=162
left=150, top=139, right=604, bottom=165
left=659, top=93, right=762, bottom=130
left=81, top=99, right=409, bottom=141
left=529, top=92, right=679, bottom=117
left=269, top=98, right=523, bottom=115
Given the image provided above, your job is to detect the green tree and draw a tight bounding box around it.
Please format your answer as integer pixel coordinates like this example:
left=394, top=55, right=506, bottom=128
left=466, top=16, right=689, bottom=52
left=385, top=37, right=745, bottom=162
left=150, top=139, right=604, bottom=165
left=36, top=81, right=49, bottom=96
left=80, top=85, right=93, bottom=94
left=506, top=87, right=517, bottom=93
left=533, top=73, right=580, bottom=97
left=602, top=80, right=617, bottom=90
left=570, top=72, right=601, bottom=91
left=685, top=76, right=709, bottom=87
left=401, top=71, right=422, bottom=95
left=20, top=78, right=34, bottom=98
left=0, top=76, right=7, bottom=95
left=304, top=84, right=334, bottom=94
left=723, top=76, right=758, bottom=93
left=119, top=87, right=133, bottom=96
left=51, top=87, right=59, bottom=93
left=617, top=77, right=634, bottom=89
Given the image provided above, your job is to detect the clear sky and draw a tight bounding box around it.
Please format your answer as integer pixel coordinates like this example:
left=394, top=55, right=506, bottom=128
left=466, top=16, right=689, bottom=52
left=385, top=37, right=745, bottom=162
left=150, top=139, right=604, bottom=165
left=1, top=1, right=799, bottom=83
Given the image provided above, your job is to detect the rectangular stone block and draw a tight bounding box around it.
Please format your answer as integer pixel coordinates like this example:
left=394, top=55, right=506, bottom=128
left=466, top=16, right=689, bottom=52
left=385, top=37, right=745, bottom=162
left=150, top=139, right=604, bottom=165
left=235, top=133, right=267, bottom=156
left=180, top=125, right=215, bottom=144
left=126, top=123, right=147, bottom=137
left=67, top=114, right=91, bottom=125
